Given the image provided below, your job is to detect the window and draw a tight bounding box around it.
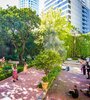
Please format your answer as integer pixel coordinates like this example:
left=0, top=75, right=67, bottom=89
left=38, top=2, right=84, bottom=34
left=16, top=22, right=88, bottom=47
left=82, top=6, right=88, bottom=11
left=68, top=5, right=71, bottom=9
left=45, top=0, right=54, bottom=7
left=62, top=5, right=68, bottom=10
left=83, top=31, right=85, bottom=33
left=82, top=10, right=87, bottom=14
left=82, top=18, right=87, bottom=21
left=45, top=0, right=49, bottom=4
left=56, top=1, right=68, bottom=8
left=82, top=22, right=87, bottom=25
left=82, top=14, right=87, bottom=18
left=68, top=10, right=71, bottom=14
left=82, top=27, right=87, bottom=29
left=68, top=15, right=71, bottom=19
left=68, top=0, right=71, bottom=3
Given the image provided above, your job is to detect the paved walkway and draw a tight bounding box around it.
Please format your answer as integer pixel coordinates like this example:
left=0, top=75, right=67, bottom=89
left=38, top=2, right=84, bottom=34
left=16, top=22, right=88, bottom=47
left=46, top=61, right=90, bottom=100
left=0, top=68, right=45, bottom=100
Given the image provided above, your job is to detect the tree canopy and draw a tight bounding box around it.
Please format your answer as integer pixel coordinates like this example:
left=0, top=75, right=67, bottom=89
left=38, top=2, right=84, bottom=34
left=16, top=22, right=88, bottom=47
left=40, top=8, right=72, bottom=40
left=0, top=6, right=40, bottom=63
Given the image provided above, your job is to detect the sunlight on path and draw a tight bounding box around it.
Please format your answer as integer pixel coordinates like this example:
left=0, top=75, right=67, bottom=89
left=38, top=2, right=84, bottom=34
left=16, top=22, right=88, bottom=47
left=0, top=68, right=45, bottom=100
left=46, top=61, right=90, bottom=100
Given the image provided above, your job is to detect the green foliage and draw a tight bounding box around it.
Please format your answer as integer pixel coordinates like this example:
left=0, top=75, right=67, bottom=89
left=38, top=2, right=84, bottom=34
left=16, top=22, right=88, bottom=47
left=25, top=32, right=43, bottom=60
left=0, top=6, right=40, bottom=63
left=43, top=29, right=67, bottom=60
left=37, top=82, right=42, bottom=88
left=1, top=6, right=90, bottom=64
left=64, top=34, right=74, bottom=58
left=40, top=8, right=72, bottom=40
left=0, top=63, right=23, bottom=81
left=42, top=76, right=49, bottom=82
left=32, top=50, right=61, bottom=74
left=5, top=54, right=19, bottom=60
left=0, top=74, right=6, bottom=81
left=2, top=65, right=11, bottom=71
left=75, top=33, right=90, bottom=58
left=17, top=66, right=23, bottom=72
left=46, top=66, right=61, bottom=85
left=64, top=32, right=90, bottom=58
left=39, top=8, right=72, bottom=60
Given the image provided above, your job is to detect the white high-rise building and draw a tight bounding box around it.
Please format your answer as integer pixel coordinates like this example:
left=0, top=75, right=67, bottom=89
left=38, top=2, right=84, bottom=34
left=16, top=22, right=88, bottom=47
left=19, top=0, right=39, bottom=14
left=44, top=0, right=90, bottom=33
left=86, top=0, right=90, bottom=32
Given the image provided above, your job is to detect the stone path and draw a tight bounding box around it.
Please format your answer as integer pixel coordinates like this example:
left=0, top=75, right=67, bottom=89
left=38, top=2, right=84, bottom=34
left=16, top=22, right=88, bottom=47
left=0, top=68, right=45, bottom=100
left=45, top=61, right=90, bottom=100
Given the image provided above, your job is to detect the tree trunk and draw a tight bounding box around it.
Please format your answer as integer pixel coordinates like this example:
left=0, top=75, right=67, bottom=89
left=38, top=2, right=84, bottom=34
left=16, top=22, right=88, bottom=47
left=45, top=69, right=49, bottom=75
left=1, top=45, right=5, bottom=57
left=19, top=42, right=25, bottom=65
left=19, top=53, right=23, bottom=65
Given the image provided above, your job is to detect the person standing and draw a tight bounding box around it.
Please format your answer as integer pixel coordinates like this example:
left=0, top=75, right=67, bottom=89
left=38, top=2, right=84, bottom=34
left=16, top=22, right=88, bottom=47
left=80, top=59, right=86, bottom=75
left=23, top=61, right=28, bottom=74
left=12, top=64, right=18, bottom=82
left=86, top=61, right=90, bottom=79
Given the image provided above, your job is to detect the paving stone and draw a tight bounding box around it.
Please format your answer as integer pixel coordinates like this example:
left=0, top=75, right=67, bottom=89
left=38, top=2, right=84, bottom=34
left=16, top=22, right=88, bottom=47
left=0, top=68, right=45, bottom=100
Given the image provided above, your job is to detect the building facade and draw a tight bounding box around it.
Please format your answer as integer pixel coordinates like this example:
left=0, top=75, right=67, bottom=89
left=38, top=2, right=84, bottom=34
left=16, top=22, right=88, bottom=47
left=44, top=0, right=90, bottom=33
left=86, top=0, right=90, bottom=32
left=19, top=0, right=39, bottom=14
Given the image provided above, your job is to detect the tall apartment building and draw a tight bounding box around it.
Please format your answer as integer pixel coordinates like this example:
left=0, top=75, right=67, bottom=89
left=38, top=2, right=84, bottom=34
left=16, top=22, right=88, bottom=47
left=86, top=0, right=90, bottom=32
left=44, top=0, right=90, bottom=33
left=19, top=0, right=39, bottom=14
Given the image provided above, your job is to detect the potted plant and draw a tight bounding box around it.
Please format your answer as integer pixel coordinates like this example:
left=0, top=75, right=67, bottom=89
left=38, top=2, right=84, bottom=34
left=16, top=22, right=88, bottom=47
left=42, top=76, right=49, bottom=91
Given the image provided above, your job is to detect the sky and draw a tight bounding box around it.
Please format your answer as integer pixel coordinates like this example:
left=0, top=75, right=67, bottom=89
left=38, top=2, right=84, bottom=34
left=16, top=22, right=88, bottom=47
left=0, top=0, right=44, bottom=14
left=0, top=0, right=19, bottom=8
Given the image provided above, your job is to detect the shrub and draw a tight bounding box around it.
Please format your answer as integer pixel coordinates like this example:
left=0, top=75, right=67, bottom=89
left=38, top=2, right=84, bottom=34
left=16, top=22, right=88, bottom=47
left=0, top=74, right=6, bottom=81
left=37, top=82, right=42, bottom=88
left=47, top=66, right=61, bottom=87
left=0, top=63, right=23, bottom=81
left=42, top=76, right=49, bottom=82
left=18, top=66, right=23, bottom=72
left=32, top=50, right=61, bottom=74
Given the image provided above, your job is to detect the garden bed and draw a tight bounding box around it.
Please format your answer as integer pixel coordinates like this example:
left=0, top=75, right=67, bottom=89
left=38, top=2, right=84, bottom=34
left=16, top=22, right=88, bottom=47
left=37, top=66, right=61, bottom=99
left=0, top=63, right=23, bottom=81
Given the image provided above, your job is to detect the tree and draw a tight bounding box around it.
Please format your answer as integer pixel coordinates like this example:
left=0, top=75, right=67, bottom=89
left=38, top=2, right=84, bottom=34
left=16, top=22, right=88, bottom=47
left=40, top=8, right=72, bottom=41
left=24, top=32, right=43, bottom=60
left=76, top=33, right=90, bottom=58
left=0, top=6, right=40, bottom=63
left=32, top=50, right=61, bottom=75
left=43, top=29, right=66, bottom=60
left=39, top=8, right=73, bottom=59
